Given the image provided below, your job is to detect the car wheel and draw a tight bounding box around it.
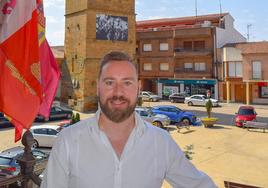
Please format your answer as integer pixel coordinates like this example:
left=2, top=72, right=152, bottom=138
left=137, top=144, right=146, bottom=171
left=188, top=101, right=193, bottom=106
left=32, top=140, right=39, bottom=149
left=153, top=121, right=164, bottom=129
left=149, top=98, right=153, bottom=102
left=181, top=118, right=190, bottom=127
left=170, top=99, right=174, bottom=103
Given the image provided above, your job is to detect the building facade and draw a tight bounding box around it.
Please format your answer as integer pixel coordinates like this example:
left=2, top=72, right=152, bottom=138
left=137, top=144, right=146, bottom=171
left=220, top=42, right=268, bottom=104
left=62, top=0, right=136, bottom=111
left=136, top=13, right=246, bottom=99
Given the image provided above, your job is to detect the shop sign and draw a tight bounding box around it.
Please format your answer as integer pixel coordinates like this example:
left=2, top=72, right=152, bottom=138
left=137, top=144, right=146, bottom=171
left=158, top=79, right=216, bottom=85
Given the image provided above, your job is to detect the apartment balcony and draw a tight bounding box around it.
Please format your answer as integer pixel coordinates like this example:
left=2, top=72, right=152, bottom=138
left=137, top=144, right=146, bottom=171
left=247, top=71, right=264, bottom=80
left=174, top=68, right=213, bottom=78
left=174, top=48, right=212, bottom=58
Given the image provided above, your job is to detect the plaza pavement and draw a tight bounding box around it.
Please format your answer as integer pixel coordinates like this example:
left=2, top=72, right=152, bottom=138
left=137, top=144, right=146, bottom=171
left=1, top=102, right=268, bottom=188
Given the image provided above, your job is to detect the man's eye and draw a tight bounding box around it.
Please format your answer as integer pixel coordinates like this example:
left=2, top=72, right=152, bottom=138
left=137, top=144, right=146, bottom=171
left=105, top=81, right=113, bottom=85
left=124, top=81, right=132, bottom=86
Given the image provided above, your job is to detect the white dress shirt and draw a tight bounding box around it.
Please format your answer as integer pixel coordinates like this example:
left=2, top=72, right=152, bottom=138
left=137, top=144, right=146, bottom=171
left=40, top=110, right=217, bottom=188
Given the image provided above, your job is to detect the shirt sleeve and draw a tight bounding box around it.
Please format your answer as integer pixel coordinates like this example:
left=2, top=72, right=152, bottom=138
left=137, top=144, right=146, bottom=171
left=165, top=137, right=218, bottom=188
left=40, top=132, right=69, bottom=188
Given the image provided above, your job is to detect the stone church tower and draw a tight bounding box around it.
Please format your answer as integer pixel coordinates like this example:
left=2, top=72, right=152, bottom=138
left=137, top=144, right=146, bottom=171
left=62, top=0, right=136, bottom=111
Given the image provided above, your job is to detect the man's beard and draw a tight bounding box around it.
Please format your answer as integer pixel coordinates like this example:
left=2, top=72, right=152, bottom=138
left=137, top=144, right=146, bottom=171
left=99, top=95, right=137, bottom=123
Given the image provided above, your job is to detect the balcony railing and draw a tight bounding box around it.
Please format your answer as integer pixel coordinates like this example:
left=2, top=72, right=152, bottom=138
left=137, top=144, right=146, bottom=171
left=174, top=48, right=212, bottom=57
left=0, top=131, right=45, bottom=188
left=249, top=71, right=263, bottom=80
left=174, top=67, right=211, bottom=74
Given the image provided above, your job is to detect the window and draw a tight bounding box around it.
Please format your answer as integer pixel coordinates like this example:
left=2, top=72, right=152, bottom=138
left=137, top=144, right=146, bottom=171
left=261, top=87, right=268, bottom=98
left=160, top=63, right=169, bottom=71
left=143, top=44, right=152, bottom=51
left=252, top=61, right=262, bottom=79
left=195, top=62, right=206, bottom=71
left=143, top=63, right=152, bottom=71
left=47, top=129, right=58, bottom=135
left=54, top=107, right=62, bottom=112
left=183, top=41, right=192, bottom=50
left=139, top=110, right=148, bottom=117
left=160, top=43, right=168, bottom=51
left=184, top=63, right=193, bottom=69
left=34, top=128, right=47, bottom=134
left=194, top=41, right=205, bottom=50
left=228, top=62, right=242, bottom=77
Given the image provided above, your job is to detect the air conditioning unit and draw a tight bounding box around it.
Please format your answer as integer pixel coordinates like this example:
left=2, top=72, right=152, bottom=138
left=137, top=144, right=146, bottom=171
left=202, top=20, right=211, bottom=27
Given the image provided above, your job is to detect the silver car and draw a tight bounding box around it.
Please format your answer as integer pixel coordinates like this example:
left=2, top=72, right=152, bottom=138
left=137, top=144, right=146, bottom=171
left=140, top=91, right=161, bottom=102
left=30, top=125, right=61, bottom=148
left=184, top=94, right=219, bottom=107
left=135, top=107, right=170, bottom=128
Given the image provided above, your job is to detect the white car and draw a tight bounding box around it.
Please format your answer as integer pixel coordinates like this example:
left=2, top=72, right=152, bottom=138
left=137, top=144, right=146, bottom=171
left=30, top=125, right=61, bottom=148
left=184, top=94, right=219, bottom=107
left=135, top=107, right=170, bottom=128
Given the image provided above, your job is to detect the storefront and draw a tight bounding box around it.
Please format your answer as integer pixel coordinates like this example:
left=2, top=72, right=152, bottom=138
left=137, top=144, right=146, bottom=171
left=157, top=79, right=218, bottom=100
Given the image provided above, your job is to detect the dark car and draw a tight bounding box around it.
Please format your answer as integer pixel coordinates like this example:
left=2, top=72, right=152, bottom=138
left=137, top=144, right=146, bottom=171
left=0, top=146, right=48, bottom=175
left=35, top=106, right=73, bottom=122
left=151, top=105, right=198, bottom=126
left=234, top=106, right=257, bottom=127
left=169, top=93, right=189, bottom=103
left=0, top=112, right=13, bottom=128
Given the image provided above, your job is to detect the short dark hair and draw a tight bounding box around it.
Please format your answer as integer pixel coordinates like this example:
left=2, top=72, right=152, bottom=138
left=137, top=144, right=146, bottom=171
left=98, top=51, right=137, bottom=78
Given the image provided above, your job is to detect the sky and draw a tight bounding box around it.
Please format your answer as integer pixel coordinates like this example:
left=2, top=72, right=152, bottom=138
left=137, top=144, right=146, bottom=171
left=44, top=0, right=268, bottom=46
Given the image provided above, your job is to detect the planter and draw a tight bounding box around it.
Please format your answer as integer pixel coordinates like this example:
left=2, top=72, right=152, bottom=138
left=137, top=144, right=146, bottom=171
left=201, top=117, right=218, bottom=128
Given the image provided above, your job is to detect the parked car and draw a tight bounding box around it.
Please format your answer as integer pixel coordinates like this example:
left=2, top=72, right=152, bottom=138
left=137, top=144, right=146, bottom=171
left=150, top=105, right=197, bottom=126
left=0, top=112, right=13, bottom=128
left=184, top=95, right=219, bottom=107
left=35, top=106, right=73, bottom=122
left=135, top=107, right=170, bottom=128
left=30, top=125, right=62, bottom=148
left=169, top=92, right=189, bottom=103
left=234, top=106, right=257, bottom=127
left=0, top=146, right=48, bottom=176
left=140, top=91, right=161, bottom=102
left=58, top=119, right=73, bottom=131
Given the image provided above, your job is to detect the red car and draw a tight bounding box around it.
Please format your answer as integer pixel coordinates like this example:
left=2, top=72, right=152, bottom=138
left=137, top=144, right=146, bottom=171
left=235, top=106, right=257, bottom=127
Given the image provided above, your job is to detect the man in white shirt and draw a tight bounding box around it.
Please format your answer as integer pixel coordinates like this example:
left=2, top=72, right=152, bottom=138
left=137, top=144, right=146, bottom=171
left=41, top=51, right=217, bottom=188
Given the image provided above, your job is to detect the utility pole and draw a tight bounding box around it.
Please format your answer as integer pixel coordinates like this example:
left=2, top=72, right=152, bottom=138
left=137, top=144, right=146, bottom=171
left=247, top=24, right=252, bottom=41
left=195, top=0, right=198, bottom=24
left=219, top=0, right=222, bottom=15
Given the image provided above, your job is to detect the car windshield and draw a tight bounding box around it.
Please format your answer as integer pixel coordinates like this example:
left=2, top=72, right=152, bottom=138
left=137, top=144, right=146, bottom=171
left=0, top=157, right=12, bottom=165
left=147, top=109, right=156, bottom=116
left=238, top=108, right=255, bottom=115
left=146, top=91, right=154, bottom=95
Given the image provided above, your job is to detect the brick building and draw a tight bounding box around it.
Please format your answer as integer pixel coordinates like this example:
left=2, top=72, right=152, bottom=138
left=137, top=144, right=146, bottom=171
left=220, top=42, right=268, bottom=104
left=136, top=13, right=246, bottom=99
left=62, top=0, right=136, bottom=111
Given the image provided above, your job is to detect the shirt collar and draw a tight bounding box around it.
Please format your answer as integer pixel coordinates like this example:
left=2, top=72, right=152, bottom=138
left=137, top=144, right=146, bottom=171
left=89, top=108, right=146, bottom=137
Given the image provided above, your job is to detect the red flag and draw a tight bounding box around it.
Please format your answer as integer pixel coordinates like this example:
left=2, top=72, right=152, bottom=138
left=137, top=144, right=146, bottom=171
left=37, top=0, right=60, bottom=118
left=0, top=0, right=42, bottom=141
left=38, top=39, right=60, bottom=118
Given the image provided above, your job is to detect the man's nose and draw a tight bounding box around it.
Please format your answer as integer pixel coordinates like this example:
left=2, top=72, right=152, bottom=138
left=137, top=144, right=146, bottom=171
left=113, top=83, right=124, bottom=95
